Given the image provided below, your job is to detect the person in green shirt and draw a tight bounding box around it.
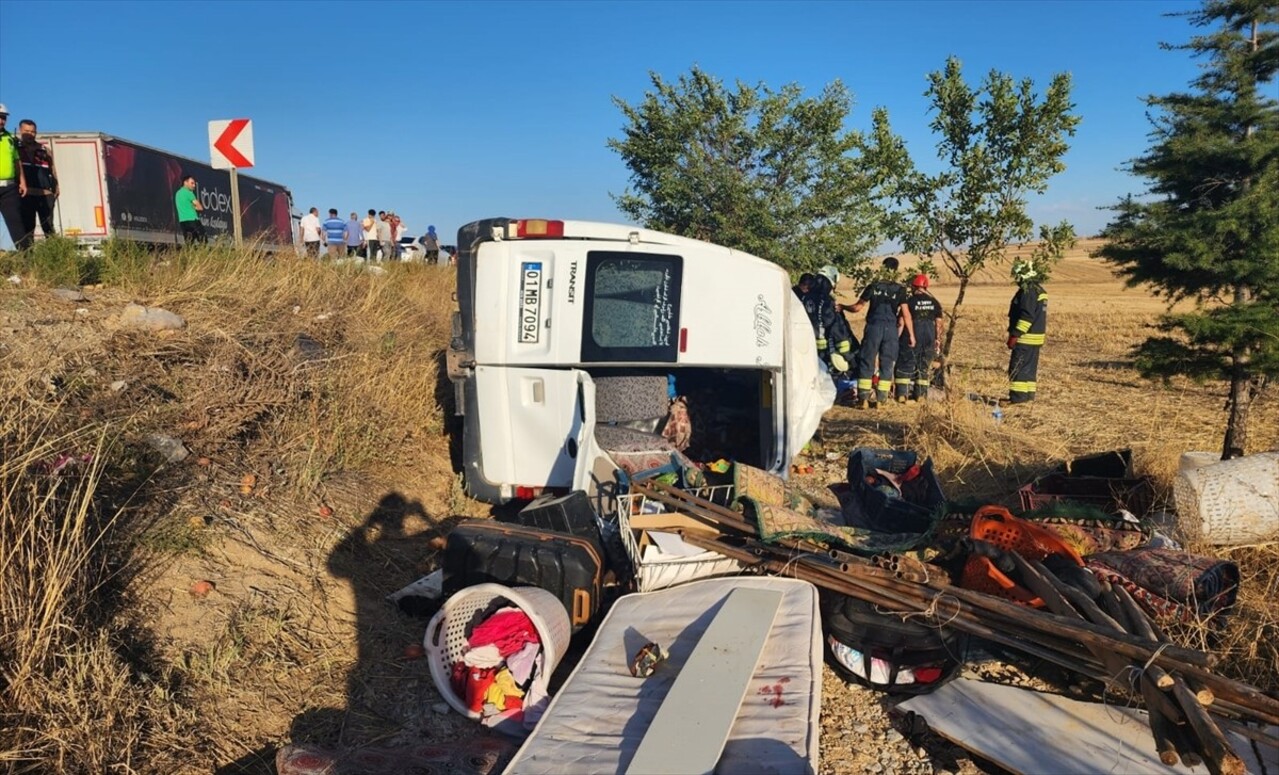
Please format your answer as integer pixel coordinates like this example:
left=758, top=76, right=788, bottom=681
left=174, top=174, right=205, bottom=244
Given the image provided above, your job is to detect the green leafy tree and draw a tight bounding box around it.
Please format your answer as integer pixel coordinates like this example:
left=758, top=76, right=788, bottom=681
left=1097, top=0, right=1278, bottom=459
left=609, top=66, right=884, bottom=275
left=863, top=57, right=1080, bottom=359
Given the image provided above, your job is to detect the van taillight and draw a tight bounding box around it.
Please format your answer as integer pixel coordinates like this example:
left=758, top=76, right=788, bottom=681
left=515, top=220, right=564, bottom=238
left=514, top=485, right=544, bottom=500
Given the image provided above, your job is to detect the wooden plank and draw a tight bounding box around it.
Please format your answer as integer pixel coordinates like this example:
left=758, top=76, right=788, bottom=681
left=624, top=587, right=783, bottom=775
left=627, top=512, right=726, bottom=533
left=898, top=679, right=1277, bottom=775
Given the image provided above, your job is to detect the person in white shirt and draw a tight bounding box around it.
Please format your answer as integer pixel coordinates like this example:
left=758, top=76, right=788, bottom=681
left=361, top=208, right=378, bottom=262
left=375, top=211, right=393, bottom=262
left=299, top=207, right=323, bottom=258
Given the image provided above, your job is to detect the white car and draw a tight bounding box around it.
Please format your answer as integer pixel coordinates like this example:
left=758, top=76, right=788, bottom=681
left=397, top=235, right=424, bottom=261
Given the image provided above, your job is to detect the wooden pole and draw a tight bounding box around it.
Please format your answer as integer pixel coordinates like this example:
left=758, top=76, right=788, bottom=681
left=1171, top=678, right=1246, bottom=775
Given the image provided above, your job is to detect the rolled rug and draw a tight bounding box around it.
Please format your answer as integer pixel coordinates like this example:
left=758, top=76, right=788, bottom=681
left=1085, top=547, right=1239, bottom=622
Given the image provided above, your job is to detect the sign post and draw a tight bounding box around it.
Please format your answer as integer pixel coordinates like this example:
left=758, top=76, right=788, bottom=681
left=208, top=119, right=255, bottom=246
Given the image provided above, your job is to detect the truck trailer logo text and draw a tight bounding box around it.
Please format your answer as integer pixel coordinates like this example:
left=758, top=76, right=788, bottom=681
left=518, top=262, right=543, bottom=344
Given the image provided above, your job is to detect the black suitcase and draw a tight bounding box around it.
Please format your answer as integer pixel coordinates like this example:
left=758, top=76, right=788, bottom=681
left=443, top=520, right=604, bottom=631
left=511, top=490, right=602, bottom=550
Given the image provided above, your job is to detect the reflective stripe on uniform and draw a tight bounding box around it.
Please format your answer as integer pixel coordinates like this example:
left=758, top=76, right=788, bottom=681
left=1010, top=381, right=1037, bottom=392
left=836, top=340, right=851, bottom=353
left=857, top=379, right=874, bottom=391
left=1018, top=333, right=1045, bottom=346
left=0, top=134, right=17, bottom=181
left=893, top=378, right=911, bottom=385
left=1037, top=293, right=1048, bottom=301
left=1015, top=319, right=1032, bottom=333
left=914, top=379, right=930, bottom=387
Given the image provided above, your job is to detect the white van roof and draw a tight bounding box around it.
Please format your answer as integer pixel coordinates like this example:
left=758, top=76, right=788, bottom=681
left=500, top=219, right=780, bottom=272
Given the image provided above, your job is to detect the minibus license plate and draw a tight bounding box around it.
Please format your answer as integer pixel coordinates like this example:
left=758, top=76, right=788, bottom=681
left=518, top=262, right=543, bottom=344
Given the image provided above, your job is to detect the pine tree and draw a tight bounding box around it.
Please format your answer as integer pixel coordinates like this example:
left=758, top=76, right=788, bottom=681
left=1097, top=0, right=1279, bottom=459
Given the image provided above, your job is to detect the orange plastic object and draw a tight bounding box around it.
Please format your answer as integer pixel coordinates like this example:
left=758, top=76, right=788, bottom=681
left=959, top=505, right=1084, bottom=607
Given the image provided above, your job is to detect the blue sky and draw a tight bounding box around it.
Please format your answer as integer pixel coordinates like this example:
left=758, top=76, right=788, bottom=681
left=1, top=0, right=1205, bottom=249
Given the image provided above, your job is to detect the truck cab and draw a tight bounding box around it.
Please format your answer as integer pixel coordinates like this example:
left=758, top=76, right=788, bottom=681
left=448, top=218, right=833, bottom=504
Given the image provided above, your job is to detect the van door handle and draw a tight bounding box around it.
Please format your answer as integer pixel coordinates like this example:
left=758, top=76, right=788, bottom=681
left=531, top=380, right=544, bottom=403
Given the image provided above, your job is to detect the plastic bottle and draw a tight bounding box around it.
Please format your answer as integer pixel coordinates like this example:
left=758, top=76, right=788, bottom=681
left=991, top=403, right=1004, bottom=424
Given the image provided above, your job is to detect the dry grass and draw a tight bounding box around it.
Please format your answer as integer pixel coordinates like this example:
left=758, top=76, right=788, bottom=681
left=0, top=237, right=1275, bottom=773
left=0, top=377, right=197, bottom=772
left=0, top=244, right=465, bottom=772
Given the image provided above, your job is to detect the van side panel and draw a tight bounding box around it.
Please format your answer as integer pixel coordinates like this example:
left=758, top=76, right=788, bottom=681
left=677, top=254, right=785, bottom=368
left=474, top=366, right=586, bottom=489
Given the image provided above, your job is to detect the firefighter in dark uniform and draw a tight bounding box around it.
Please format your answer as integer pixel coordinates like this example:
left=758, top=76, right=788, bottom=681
left=805, top=266, right=854, bottom=379
left=849, top=256, right=913, bottom=408
left=793, top=272, right=815, bottom=300
left=1007, top=260, right=1048, bottom=403
left=894, top=274, right=944, bottom=402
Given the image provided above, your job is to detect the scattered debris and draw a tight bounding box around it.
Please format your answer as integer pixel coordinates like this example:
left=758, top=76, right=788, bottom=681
left=386, top=570, right=445, bottom=613
left=119, top=303, right=185, bottom=331
left=240, top=473, right=256, bottom=495
left=292, top=333, right=326, bottom=362
left=144, top=434, right=190, bottom=463
left=51, top=287, right=89, bottom=302
left=898, top=678, right=1275, bottom=775
left=275, top=738, right=515, bottom=775
left=189, top=580, right=216, bottom=599
left=1175, top=450, right=1279, bottom=545
left=628, top=641, right=666, bottom=678
left=34, top=452, right=93, bottom=476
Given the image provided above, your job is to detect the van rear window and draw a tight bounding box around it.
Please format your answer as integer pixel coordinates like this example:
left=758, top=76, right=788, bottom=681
left=581, top=252, right=682, bottom=363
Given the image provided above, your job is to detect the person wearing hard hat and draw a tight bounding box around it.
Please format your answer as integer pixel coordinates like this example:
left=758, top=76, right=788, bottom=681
left=806, top=265, right=856, bottom=386
left=0, top=104, right=29, bottom=249
left=893, top=274, right=945, bottom=402
left=849, top=257, right=914, bottom=408
left=1007, top=259, right=1048, bottom=403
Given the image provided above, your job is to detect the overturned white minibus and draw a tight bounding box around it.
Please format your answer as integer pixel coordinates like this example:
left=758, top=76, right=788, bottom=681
left=447, top=218, right=834, bottom=504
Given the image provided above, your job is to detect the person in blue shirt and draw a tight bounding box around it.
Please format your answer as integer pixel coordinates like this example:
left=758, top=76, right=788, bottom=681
left=344, top=211, right=364, bottom=257
left=322, top=208, right=346, bottom=259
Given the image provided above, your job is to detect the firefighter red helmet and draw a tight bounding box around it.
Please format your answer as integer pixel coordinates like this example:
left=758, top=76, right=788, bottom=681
left=911, top=274, right=929, bottom=289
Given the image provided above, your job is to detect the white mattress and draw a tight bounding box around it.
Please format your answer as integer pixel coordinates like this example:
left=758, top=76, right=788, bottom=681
left=504, top=577, right=822, bottom=774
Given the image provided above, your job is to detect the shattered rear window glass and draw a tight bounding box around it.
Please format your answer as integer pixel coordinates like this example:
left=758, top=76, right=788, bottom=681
left=582, top=252, right=682, bottom=363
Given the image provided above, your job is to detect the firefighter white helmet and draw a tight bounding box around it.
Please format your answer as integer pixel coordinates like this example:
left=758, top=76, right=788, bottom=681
left=817, top=265, right=840, bottom=286
left=1011, top=259, right=1040, bottom=283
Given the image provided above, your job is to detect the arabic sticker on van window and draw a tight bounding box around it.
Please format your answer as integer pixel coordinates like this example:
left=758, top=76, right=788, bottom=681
left=519, top=262, right=543, bottom=344
left=649, top=268, right=674, bottom=346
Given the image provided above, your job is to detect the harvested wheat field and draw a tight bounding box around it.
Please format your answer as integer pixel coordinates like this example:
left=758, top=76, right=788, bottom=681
left=0, top=238, right=1274, bottom=774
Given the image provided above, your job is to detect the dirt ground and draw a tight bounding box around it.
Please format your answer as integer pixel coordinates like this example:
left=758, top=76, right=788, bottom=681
left=5, top=242, right=1273, bottom=774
